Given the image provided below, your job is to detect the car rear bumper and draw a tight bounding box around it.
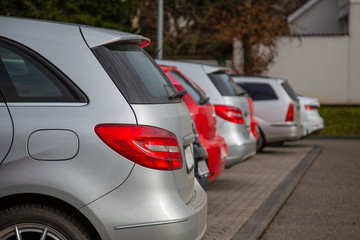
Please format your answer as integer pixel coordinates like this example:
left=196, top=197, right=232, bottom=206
left=217, top=122, right=256, bottom=168
left=199, top=135, right=226, bottom=182
left=265, top=122, right=303, bottom=143
left=225, top=134, right=256, bottom=167
left=302, top=117, right=324, bottom=137
left=80, top=166, right=207, bottom=240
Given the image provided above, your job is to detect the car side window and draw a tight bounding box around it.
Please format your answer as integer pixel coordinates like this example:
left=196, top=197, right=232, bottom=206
left=169, top=71, right=202, bottom=104
left=237, top=83, right=278, bottom=101
left=0, top=40, right=86, bottom=103
left=281, top=81, right=299, bottom=102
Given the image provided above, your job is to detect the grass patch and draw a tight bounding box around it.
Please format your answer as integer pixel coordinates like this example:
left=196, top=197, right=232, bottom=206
left=318, top=106, right=360, bottom=137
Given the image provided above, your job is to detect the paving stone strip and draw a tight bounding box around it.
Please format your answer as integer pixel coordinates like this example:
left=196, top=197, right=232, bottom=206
left=204, top=142, right=314, bottom=240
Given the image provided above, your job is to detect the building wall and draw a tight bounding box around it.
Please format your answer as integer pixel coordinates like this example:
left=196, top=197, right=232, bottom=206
left=267, top=36, right=349, bottom=104
left=348, top=0, right=360, bottom=105
left=267, top=1, right=360, bottom=105
left=289, top=0, right=345, bottom=34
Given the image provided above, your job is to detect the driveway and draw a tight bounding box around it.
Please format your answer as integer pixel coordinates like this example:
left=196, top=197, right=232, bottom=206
left=204, top=139, right=321, bottom=240
left=260, top=138, right=360, bottom=240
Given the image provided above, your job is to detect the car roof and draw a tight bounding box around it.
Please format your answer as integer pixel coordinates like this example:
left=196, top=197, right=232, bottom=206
left=158, top=64, right=178, bottom=73
left=156, top=60, right=229, bottom=74
left=232, top=75, right=285, bottom=83
left=0, top=16, right=150, bottom=48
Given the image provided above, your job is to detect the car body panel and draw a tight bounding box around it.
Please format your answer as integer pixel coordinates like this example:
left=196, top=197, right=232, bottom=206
left=247, top=97, right=259, bottom=140
left=298, top=95, right=324, bottom=136
left=0, top=99, right=13, bottom=162
left=81, top=165, right=207, bottom=240
left=131, top=103, right=195, bottom=203
left=0, top=103, right=137, bottom=208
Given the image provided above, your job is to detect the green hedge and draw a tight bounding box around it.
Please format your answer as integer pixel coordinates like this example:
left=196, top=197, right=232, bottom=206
left=318, top=106, right=360, bottom=137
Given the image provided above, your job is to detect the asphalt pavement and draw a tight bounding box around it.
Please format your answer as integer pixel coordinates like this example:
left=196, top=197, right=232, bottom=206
left=260, top=138, right=360, bottom=240
left=204, top=138, right=359, bottom=240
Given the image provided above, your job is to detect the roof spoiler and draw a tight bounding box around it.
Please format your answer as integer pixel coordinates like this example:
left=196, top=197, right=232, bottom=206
left=80, top=25, right=150, bottom=48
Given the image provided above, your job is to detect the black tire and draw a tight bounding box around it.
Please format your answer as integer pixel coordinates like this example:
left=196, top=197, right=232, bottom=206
left=256, top=127, right=265, bottom=152
left=0, top=203, right=94, bottom=240
left=268, top=141, right=285, bottom=146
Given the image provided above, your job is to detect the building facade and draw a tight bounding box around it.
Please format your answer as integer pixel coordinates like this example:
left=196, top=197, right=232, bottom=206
left=267, top=0, right=360, bottom=104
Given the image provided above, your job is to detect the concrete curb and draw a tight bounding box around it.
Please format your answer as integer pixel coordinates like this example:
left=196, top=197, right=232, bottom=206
left=232, top=145, right=322, bottom=240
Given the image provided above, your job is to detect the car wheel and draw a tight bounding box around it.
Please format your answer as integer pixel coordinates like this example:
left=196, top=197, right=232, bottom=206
left=256, top=127, right=265, bottom=152
left=268, top=141, right=285, bottom=146
left=0, top=203, right=94, bottom=240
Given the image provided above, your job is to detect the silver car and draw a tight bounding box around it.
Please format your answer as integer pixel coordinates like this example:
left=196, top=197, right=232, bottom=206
left=156, top=60, right=256, bottom=167
left=0, top=17, right=207, bottom=240
left=298, top=95, right=324, bottom=137
left=233, top=76, right=303, bottom=150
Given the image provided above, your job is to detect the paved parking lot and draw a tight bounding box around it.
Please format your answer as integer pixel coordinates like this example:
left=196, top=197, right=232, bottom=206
left=260, top=138, right=360, bottom=240
left=204, top=141, right=321, bottom=240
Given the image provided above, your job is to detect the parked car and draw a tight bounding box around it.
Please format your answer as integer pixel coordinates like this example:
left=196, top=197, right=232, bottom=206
left=246, top=96, right=260, bottom=144
left=157, top=60, right=256, bottom=167
left=298, top=95, right=324, bottom=137
left=0, top=17, right=207, bottom=240
left=193, top=139, right=211, bottom=190
left=233, top=76, right=303, bottom=151
left=159, top=64, right=227, bottom=183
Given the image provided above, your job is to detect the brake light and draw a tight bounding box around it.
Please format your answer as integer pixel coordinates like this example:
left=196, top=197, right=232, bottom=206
left=285, top=103, right=294, bottom=122
left=305, top=105, right=318, bottom=110
left=214, top=105, right=244, bottom=124
left=140, top=39, right=151, bottom=48
left=95, top=124, right=182, bottom=170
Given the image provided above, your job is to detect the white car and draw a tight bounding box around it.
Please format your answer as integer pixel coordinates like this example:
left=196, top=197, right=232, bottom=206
left=233, top=76, right=303, bottom=151
left=298, top=95, right=324, bottom=137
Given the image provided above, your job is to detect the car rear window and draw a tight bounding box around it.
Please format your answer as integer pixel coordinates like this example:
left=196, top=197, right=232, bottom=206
left=208, top=72, right=247, bottom=97
left=92, top=44, right=178, bottom=104
left=237, top=83, right=278, bottom=101
left=169, top=70, right=208, bottom=105
left=281, top=81, right=299, bottom=102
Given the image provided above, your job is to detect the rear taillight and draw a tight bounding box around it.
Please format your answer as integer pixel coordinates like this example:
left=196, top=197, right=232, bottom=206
left=214, top=105, right=244, bottom=124
left=140, top=40, right=151, bottom=48
left=95, top=124, right=182, bottom=171
left=285, top=103, right=294, bottom=122
left=305, top=105, right=318, bottom=111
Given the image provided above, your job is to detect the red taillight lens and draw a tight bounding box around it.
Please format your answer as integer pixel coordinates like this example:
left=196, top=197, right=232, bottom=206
left=140, top=39, right=151, bottom=48
left=214, top=105, right=244, bottom=124
left=285, top=103, right=294, bottom=122
left=305, top=105, right=318, bottom=110
left=95, top=124, right=182, bottom=171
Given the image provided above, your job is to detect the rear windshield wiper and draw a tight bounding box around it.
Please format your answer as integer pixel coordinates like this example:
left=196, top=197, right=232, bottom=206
left=169, top=89, right=187, bottom=99
left=199, top=96, right=210, bottom=105
left=237, top=92, right=248, bottom=96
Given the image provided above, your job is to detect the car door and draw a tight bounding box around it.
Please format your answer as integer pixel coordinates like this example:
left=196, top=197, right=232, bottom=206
left=0, top=45, right=14, bottom=163
left=0, top=92, right=13, bottom=163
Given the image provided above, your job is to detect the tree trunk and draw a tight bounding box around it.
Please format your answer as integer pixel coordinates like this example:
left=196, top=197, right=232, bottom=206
left=243, top=35, right=253, bottom=75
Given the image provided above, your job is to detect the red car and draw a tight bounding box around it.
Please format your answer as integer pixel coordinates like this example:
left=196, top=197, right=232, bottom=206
left=160, top=65, right=227, bottom=182
left=246, top=97, right=260, bottom=145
